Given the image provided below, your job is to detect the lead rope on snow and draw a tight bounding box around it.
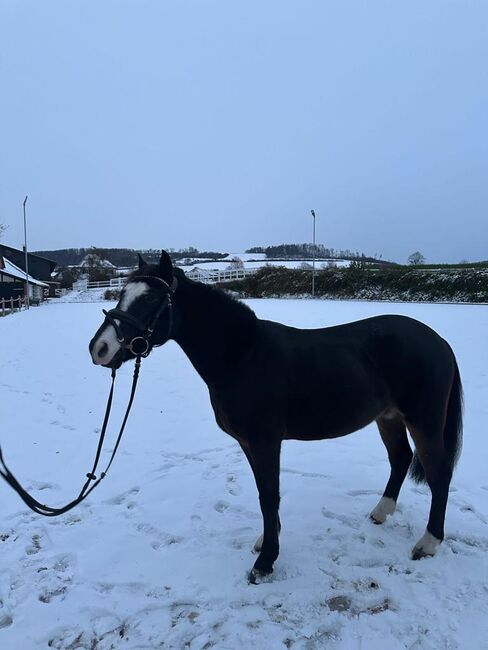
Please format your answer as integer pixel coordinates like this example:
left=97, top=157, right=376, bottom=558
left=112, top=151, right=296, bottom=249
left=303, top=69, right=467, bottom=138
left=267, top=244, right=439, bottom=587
left=0, top=356, right=142, bottom=517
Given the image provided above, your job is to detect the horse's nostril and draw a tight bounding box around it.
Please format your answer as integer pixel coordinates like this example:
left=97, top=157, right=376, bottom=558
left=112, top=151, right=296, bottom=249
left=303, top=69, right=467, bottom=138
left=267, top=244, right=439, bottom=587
left=98, top=342, right=109, bottom=359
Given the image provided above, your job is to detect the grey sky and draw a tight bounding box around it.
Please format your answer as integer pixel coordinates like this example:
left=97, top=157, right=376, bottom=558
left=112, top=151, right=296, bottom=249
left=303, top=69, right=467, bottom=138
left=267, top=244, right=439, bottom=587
left=1, top=1, right=487, bottom=263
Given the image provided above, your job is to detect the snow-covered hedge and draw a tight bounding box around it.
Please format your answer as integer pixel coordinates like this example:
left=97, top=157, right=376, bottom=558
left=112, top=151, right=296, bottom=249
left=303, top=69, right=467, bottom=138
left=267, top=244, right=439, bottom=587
left=225, top=266, right=488, bottom=303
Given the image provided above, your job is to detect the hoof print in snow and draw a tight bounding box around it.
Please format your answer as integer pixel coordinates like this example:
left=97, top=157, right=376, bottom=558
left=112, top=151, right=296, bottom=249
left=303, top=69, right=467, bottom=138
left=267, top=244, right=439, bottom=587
left=26, top=534, right=42, bottom=555
left=39, top=586, right=67, bottom=603
left=326, top=595, right=352, bottom=612
left=0, top=615, right=13, bottom=629
left=366, top=598, right=392, bottom=615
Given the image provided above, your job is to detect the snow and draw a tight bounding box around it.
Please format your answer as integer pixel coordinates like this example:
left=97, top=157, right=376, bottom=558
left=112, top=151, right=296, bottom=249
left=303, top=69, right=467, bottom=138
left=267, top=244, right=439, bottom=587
left=57, top=288, right=108, bottom=303
left=221, top=253, right=268, bottom=261
left=178, top=259, right=351, bottom=272
left=0, top=299, right=487, bottom=649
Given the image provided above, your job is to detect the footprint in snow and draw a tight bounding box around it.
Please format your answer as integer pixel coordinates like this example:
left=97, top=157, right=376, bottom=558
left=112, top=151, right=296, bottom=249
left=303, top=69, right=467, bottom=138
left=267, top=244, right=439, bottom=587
left=321, top=508, right=360, bottom=529
left=445, top=534, right=488, bottom=552
left=0, top=615, right=13, bottom=630
left=214, top=500, right=259, bottom=519
left=37, top=554, right=74, bottom=604
left=105, top=486, right=140, bottom=506
left=226, top=473, right=242, bottom=496
left=26, top=533, right=42, bottom=555
left=347, top=489, right=381, bottom=497
left=135, top=522, right=183, bottom=549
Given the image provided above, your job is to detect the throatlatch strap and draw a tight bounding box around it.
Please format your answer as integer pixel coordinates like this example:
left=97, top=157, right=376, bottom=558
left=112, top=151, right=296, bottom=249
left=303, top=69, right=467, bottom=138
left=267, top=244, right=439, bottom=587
left=0, top=357, right=142, bottom=517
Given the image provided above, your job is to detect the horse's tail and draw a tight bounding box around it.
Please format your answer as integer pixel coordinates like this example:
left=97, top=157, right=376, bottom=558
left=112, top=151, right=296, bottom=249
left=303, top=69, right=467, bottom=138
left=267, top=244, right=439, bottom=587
left=409, top=357, right=463, bottom=484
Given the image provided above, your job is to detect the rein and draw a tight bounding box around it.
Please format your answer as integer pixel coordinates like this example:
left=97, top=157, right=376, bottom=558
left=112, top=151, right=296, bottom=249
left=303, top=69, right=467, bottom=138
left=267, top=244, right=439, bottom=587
left=0, top=274, right=177, bottom=517
left=0, top=357, right=141, bottom=516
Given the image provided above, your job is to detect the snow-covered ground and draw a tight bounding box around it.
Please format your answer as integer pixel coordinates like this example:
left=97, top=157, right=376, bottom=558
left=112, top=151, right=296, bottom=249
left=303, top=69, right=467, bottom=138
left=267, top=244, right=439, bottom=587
left=0, top=299, right=487, bottom=649
left=178, top=259, right=350, bottom=272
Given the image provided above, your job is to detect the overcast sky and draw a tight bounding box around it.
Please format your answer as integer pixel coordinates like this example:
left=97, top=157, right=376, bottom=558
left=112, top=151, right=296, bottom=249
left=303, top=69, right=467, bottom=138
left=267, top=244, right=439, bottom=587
left=1, top=1, right=487, bottom=263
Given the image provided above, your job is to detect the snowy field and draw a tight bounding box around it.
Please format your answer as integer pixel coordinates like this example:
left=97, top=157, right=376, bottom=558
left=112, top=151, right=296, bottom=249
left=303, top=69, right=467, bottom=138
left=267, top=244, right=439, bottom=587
left=0, top=298, right=487, bottom=649
left=177, top=259, right=350, bottom=273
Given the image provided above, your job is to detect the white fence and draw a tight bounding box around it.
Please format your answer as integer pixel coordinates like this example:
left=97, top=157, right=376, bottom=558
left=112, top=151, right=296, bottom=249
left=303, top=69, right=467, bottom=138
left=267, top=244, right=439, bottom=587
left=86, top=277, right=127, bottom=290
left=85, top=267, right=258, bottom=290
left=185, top=267, right=257, bottom=284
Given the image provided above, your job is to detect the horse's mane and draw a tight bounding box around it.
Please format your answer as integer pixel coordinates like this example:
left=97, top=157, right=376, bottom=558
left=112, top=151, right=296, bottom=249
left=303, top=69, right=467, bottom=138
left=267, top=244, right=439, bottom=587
left=174, top=267, right=256, bottom=326
left=128, top=264, right=256, bottom=326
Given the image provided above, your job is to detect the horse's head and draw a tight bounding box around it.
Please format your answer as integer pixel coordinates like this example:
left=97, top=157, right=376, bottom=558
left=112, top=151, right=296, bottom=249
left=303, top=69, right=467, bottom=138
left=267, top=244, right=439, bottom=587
left=89, top=250, right=177, bottom=368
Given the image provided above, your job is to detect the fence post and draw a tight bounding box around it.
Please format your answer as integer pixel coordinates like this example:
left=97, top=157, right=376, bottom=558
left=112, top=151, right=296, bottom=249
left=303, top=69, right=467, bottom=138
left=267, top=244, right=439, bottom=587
left=1, top=299, right=4, bottom=316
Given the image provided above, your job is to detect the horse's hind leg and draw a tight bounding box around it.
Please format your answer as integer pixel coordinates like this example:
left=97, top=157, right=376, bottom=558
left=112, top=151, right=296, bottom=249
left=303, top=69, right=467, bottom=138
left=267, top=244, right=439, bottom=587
left=407, top=422, right=451, bottom=559
left=370, top=415, right=413, bottom=524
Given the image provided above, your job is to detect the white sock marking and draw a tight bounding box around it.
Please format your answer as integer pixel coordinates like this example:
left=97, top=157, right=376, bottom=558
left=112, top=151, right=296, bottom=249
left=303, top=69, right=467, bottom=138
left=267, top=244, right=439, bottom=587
left=413, top=530, right=441, bottom=557
left=370, top=496, right=396, bottom=523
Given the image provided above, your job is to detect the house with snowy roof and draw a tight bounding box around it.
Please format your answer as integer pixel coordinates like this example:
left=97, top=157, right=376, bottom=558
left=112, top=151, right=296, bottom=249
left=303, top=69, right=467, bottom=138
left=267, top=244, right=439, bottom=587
left=0, top=244, right=57, bottom=301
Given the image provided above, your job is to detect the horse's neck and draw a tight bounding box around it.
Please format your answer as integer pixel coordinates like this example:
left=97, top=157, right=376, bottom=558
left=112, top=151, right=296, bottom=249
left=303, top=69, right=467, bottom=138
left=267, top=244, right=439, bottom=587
left=171, top=280, right=257, bottom=386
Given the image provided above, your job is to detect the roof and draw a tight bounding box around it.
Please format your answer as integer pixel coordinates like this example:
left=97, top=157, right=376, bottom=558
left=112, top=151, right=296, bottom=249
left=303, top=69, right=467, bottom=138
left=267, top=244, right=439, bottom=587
left=0, top=257, right=49, bottom=287
left=0, top=244, right=57, bottom=272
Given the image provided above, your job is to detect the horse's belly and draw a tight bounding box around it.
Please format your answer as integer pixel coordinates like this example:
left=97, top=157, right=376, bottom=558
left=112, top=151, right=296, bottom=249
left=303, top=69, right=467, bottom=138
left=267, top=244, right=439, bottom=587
left=284, top=388, right=386, bottom=441
left=284, top=416, right=376, bottom=441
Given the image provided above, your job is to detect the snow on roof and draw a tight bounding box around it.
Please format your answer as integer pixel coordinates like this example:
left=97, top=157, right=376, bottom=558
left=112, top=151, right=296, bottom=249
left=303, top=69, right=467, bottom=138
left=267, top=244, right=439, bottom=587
left=0, top=257, right=49, bottom=287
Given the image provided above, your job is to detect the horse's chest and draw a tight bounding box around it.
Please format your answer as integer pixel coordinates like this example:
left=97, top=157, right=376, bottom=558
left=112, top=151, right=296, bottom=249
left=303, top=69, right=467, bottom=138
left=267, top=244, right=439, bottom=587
left=208, top=390, right=243, bottom=440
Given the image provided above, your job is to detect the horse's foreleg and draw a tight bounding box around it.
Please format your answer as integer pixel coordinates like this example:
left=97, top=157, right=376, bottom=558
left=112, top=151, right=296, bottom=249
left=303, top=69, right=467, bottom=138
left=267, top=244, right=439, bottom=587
left=243, top=439, right=281, bottom=583
left=239, top=443, right=281, bottom=553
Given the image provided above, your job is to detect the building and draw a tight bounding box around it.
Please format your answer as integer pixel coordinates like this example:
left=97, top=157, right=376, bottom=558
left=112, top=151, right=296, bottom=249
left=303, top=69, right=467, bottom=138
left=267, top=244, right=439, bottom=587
left=0, top=244, right=58, bottom=299
left=0, top=256, right=49, bottom=301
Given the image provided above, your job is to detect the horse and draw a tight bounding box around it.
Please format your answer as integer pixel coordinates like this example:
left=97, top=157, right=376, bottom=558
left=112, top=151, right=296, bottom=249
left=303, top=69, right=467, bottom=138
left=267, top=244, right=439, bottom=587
left=89, top=250, right=463, bottom=583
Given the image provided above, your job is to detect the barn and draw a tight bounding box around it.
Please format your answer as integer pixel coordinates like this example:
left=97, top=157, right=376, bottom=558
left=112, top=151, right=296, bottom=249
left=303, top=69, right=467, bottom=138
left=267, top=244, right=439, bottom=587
left=0, top=256, right=49, bottom=302
left=0, top=244, right=58, bottom=299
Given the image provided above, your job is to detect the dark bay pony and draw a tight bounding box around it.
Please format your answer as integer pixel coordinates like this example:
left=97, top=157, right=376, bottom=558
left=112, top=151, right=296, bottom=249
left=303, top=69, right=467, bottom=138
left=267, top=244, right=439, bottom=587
left=89, top=251, right=463, bottom=583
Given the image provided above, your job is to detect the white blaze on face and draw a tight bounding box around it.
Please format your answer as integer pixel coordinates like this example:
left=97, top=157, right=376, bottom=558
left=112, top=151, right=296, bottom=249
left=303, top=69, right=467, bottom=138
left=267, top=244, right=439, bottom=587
left=91, top=282, right=150, bottom=365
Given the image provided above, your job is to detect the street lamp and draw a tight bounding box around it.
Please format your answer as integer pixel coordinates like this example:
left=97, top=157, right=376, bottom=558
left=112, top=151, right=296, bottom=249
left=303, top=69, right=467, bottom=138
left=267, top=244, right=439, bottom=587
left=23, top=195, right=30, bottom=309
left=310, top=209, right=316, bottom=297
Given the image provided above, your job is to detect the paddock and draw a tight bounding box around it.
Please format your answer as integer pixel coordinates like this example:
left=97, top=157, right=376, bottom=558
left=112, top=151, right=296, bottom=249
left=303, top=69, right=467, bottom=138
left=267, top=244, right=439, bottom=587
left=0, top=298, right=486, bottom=648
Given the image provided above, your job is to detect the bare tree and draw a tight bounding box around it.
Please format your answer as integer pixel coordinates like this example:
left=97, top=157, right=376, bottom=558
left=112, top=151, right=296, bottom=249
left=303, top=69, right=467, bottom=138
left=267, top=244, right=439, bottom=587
left=408, top=251, right=426, bottom=265
left=227, top=256, right=244, bottom=269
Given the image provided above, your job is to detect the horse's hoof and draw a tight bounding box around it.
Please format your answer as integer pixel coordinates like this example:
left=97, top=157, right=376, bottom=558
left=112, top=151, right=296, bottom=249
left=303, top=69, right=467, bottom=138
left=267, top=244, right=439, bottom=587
left=248, top=566, right=273, bottom=585
left=370, top=497, right=395, bottom=525
left=370, top=513, right=384, bottom=525
left=411, top=530, right=440, bottom=560
left=253, top=534, right=263, bottom=553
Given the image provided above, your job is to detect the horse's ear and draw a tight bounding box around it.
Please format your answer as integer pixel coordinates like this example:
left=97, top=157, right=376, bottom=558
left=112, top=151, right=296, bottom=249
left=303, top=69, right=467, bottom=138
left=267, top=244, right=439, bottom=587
left=159, top=250, right=173, bottom=280
left=138, top=253, right=147, bottom=269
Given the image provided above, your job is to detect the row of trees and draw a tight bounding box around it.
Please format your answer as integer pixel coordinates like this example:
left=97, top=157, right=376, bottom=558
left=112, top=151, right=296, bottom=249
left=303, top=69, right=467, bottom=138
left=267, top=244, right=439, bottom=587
left=32, top=246, right=228, bottom=267
left=246, top=243, right=386, bottom=263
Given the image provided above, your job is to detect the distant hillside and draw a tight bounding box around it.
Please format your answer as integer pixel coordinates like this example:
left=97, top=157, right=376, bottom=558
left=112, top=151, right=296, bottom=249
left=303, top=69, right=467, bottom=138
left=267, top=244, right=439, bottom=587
left=32, top=247, right=228, bottom=267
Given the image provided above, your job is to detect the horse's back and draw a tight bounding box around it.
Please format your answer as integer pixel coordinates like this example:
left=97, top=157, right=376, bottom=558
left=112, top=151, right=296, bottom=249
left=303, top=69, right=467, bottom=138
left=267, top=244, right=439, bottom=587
left=251, top=314, right=456, bottom=439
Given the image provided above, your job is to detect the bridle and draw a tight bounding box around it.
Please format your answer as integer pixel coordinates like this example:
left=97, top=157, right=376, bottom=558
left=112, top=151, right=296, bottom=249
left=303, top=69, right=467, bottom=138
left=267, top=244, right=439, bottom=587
left=0, top=274, right=178, bottom=517
left=102, top=275, right=178, bottom=358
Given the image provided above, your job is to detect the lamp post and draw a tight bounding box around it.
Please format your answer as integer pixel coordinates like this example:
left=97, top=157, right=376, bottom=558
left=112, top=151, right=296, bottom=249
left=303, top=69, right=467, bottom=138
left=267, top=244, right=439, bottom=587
left=23, top=195, right=30, bottom=309
left=310, top=209, right=316, bottom=297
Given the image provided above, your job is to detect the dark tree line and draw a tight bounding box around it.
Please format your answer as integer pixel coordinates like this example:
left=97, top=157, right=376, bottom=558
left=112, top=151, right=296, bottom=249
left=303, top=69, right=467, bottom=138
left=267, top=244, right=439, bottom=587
left=33, top=246, right=228, bottom=267
left=246, top=243, right=382, bottom=262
